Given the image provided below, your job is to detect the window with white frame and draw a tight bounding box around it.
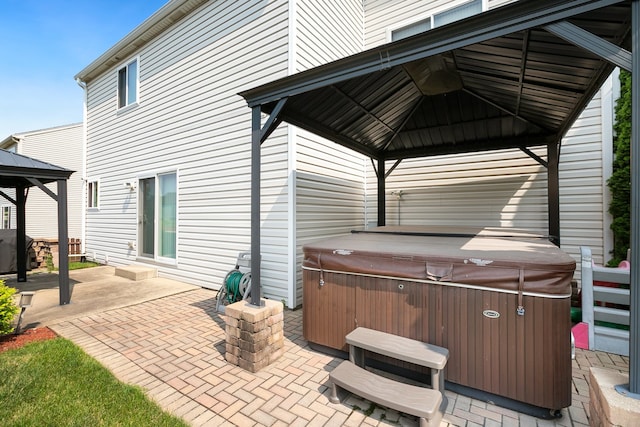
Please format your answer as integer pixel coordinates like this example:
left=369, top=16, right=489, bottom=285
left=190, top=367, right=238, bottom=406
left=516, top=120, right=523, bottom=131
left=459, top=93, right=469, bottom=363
left=1, top=206, right=11, bottom=229
left=87, top=180, right=99, bottom=208
left=117, top=58, right=138, bottom=108
left=391, top=0, right=483, bottom=41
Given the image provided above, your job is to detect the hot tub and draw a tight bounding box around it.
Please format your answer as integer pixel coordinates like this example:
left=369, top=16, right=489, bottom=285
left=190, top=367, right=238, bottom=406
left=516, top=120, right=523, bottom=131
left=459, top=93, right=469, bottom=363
left=302, top=226, right=575, bottom=412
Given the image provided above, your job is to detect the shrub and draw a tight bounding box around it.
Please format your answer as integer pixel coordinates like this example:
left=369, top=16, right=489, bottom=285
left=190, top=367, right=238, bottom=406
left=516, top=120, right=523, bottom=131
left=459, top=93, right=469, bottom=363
left=46, top=252, right=54, bottom=273
left=0, top=280, right=19, bottom=335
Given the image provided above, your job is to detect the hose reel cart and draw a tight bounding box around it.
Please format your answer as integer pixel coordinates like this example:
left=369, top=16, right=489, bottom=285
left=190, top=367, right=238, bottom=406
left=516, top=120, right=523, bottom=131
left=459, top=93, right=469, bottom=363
left=216, top=252, right=252, bottom=313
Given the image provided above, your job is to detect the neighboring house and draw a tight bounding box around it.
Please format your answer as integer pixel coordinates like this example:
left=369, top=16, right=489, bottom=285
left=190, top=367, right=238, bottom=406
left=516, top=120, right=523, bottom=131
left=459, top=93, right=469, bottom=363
left=75, top=0, right=615, bottom=308
left=0, top=123, right=84, bottom=244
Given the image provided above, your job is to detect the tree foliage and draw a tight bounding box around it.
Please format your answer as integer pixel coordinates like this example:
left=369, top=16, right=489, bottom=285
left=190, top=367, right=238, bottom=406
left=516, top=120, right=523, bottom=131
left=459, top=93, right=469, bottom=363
left=607, top=70, right=631, bottom=265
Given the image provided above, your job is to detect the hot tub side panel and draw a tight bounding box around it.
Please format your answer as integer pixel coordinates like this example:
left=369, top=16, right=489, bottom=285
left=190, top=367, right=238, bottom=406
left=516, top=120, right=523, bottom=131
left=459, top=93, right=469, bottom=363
left=303, top=269, right=572, bottom=410
left=302, top=268, right=356, bottom=351
left=436, top=285, right=572, bottom=410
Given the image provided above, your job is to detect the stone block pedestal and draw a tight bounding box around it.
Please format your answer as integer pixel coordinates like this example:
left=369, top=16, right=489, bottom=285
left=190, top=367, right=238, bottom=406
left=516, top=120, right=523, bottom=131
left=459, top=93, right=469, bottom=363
left=589, top=367, right=640, bottom=426
left=224, top=299, right=284, bottom=372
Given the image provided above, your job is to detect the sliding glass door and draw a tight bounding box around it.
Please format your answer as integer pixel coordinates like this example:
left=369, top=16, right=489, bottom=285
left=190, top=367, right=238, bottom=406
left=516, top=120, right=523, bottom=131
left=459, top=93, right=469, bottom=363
left=158, top=173, right=176, bottom=259
left=138, top=172, right=176, bottom=261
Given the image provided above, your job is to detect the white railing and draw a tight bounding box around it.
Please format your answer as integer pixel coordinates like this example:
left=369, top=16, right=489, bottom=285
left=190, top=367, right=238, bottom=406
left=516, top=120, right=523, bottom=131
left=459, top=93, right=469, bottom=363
left=580, top=246, right=631, bottom=356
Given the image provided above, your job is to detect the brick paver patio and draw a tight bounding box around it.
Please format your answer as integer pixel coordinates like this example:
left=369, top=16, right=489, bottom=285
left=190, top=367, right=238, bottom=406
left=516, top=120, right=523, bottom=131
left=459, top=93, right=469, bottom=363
left=51, top=289, right=629, bottom=426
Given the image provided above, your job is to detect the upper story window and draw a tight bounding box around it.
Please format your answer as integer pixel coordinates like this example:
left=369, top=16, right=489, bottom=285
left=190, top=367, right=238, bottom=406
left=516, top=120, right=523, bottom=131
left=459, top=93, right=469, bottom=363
left=118, top=58, right=138, bottom=108
left=391, top=0, right=483, bottom=41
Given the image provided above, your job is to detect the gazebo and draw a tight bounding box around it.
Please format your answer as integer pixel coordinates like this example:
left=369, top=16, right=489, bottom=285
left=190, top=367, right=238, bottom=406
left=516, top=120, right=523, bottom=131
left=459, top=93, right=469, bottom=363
left=241, top=0, right=640, bottom=397
left=0, top=148, right=74, bottom=305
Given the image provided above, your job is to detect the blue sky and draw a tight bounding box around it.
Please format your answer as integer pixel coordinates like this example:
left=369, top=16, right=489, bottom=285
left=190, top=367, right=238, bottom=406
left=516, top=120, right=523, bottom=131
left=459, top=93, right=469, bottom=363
left=0, top=0, right=168, bottom=138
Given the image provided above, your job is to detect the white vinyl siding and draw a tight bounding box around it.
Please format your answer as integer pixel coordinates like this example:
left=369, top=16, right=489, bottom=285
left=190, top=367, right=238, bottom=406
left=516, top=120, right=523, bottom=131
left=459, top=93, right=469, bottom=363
left=295, top=131, right=367, bottom=307
left=291, top=0, right=366, bottom=307
left=84, top=0, right=290, bottom=299
left=294, top=0, right=363, bottom=72
left=559, top=85, right=613, bottom=277
left=9, top=124, right=84, bottom=240
left=374, top=149, right=548, bottom=232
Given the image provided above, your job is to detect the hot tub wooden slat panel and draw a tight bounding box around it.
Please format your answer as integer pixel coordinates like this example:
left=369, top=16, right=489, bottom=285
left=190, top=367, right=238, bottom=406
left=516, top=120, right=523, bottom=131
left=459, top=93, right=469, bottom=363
left=303, top=268, right=572, bottom=410
left=302, top=269, right=355, bottom=351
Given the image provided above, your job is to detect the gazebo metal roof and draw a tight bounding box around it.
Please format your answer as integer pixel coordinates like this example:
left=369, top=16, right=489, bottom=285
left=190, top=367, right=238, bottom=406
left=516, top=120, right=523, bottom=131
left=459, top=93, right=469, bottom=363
left=0, top=149, right=73, bottom=187
left=240, top=0, right=630, bottom=161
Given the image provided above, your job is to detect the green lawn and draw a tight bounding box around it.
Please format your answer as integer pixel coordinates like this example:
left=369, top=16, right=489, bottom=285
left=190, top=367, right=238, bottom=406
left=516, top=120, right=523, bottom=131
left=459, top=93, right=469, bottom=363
left=0, top=338, right=188, bottom=427
left=47, top=260, right=102, bottom=272
left=69, top=260, right=102, bottom=270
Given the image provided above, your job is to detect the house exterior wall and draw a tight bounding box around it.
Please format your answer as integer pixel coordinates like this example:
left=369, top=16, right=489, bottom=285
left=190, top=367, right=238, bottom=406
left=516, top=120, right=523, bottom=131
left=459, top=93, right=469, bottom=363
left=291, top=1, right=366, bottom=306
left=0, top=123, right=83, bottom=240
left=83, top=0, right=292, bottom=299
left=82, top=0, right=616, bottom=305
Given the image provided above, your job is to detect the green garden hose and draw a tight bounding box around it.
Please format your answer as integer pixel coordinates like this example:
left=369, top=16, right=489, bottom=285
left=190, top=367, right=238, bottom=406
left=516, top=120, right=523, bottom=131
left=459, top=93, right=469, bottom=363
left=225, top=270, right=245, bottom=303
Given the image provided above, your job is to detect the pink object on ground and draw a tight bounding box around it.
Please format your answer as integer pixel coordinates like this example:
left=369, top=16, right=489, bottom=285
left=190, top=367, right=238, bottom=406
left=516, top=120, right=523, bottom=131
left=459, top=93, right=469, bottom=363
left=572, top=322, right=589, bottom=349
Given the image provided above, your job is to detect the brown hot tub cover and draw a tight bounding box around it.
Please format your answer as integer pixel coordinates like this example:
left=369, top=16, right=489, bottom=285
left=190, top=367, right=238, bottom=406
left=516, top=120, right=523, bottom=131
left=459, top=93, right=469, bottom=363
left=303, top=226, right=575, bottom=297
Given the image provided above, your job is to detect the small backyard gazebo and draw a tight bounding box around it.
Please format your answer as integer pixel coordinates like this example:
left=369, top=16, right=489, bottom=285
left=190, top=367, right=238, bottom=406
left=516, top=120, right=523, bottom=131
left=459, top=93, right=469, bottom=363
left=0, top=149, right=74, bottom=305
left=241, top=0, right=640, bottom=399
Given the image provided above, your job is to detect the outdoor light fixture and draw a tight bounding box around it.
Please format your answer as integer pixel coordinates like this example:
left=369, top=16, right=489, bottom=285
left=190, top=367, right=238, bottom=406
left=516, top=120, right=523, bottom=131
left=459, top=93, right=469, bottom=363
left=124, top=181, right=136, bottom=191
left=15, top=291, right=35, bottom=334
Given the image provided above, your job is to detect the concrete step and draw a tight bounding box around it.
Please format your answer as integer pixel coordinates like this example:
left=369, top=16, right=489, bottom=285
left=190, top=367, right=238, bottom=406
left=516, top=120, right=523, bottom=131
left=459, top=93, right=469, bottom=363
left=115, top=265, right=157, bottom=281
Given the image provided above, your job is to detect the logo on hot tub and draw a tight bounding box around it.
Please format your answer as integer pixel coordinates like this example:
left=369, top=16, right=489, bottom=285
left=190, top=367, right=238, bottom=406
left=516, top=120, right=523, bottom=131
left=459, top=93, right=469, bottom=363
left=482, top=310, right=500, bottom=319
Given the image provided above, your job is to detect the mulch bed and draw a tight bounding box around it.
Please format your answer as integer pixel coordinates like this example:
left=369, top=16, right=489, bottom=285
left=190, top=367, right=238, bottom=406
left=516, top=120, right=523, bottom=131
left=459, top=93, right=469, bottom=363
left=0, top=327, right=58, bottom=353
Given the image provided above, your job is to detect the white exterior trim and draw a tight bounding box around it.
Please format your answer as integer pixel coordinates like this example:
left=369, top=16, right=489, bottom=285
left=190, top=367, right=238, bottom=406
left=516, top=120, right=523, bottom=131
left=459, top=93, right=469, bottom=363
left=601, top=69, right=619, bottom=261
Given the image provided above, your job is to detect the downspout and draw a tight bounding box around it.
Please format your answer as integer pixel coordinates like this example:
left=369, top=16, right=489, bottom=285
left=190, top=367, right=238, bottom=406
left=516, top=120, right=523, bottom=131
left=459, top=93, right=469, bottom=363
left=76, top=77, right=88, bottom=257
left=600, top=70, right=618, bottom=264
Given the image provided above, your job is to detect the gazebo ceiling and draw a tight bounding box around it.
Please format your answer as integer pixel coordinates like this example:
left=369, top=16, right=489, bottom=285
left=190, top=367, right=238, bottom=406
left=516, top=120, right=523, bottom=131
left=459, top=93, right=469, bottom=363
left=240, top=0, right=631, bottom=161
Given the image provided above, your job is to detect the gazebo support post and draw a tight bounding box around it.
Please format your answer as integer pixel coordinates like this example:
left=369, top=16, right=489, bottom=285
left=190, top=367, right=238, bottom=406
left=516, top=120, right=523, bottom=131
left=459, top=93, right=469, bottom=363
left=547, top=141, right=560, bottom=246
left=57, top=179, right=70, bottom=305
left=250, top=105, right=262, bottom=307
left=377, top=158, right=385, bottom=226
left=16, top=186, right=27, bottom=282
